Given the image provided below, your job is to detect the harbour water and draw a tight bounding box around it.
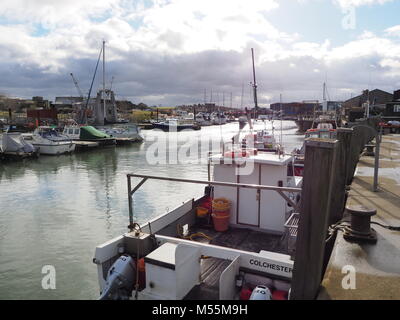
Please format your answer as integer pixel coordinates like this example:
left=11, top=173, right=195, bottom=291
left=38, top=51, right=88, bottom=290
left=0, top=121, right=303, bottom=299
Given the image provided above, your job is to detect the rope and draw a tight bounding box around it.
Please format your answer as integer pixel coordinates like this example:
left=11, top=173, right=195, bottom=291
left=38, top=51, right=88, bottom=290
left=176, top=224, right=213, bottom=242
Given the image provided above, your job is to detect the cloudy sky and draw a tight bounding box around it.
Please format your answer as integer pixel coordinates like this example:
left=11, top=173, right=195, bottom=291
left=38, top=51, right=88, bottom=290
left=0, top=0, right=400, bottom=107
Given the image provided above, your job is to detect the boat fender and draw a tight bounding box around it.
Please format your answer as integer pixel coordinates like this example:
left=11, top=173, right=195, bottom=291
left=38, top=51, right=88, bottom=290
left=249, top=285, right=272, bottom=300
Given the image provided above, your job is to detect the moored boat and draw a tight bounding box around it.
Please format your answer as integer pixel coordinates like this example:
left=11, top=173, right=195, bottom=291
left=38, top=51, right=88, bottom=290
left=0, top=128, right=38, bottom=160
left=97, top=125, right=144, bottom=144
left=23, top=126, right=75, bottom=155
left=63, top=125, right=116, bottom=146
left=152, top=119, right=201, bottom=131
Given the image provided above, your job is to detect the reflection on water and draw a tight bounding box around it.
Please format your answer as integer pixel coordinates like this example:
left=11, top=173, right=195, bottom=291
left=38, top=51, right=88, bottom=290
left=0, top=121, right=303, bottom=299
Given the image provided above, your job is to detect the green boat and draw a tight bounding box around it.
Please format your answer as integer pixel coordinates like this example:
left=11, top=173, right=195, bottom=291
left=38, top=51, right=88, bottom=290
left=63, top=125, right=116, bottom=146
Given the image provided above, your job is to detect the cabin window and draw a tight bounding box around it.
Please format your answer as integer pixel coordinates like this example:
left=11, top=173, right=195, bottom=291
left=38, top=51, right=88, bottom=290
left=68, top=129, right=73, bottom=134
left=394, top=105, right=400, bottom=113
left=74, top=129, right=80, bottom=135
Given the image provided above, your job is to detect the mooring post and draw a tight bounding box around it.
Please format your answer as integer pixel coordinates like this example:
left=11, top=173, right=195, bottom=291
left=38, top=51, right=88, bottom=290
left=127, top=175, right=133, bottom=230
left=328, top=128, right=353, bottom=225
left=290, top=138, right=338, bottom=300
left=373, top=126, right=382, bottom=192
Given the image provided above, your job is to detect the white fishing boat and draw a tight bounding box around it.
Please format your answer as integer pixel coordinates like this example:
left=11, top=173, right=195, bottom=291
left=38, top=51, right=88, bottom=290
left=93, top=144, right=302, bottom=300
left=23, top=126, right=75, bottom=155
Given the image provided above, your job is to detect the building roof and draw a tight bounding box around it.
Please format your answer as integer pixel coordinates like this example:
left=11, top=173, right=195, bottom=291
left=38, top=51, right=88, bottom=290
left=344, top=89, right=393, bottom=108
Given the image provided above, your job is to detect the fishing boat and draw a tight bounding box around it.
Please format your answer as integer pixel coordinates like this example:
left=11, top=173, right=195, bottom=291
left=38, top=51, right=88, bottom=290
left=295, top=83, right=341, bottom=133
left=23, top=126, right=75, bottom=155
left=93, top=143, right=302, bottom=300
left=291, top=122, right=337, bottom=177
left=152, top=119, right=201, bottom=131
left=242, top=130, right=279, bottom=152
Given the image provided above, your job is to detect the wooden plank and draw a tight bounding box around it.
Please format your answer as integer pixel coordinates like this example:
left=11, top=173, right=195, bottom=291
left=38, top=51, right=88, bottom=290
left=290, top=138, right=338, bottom=300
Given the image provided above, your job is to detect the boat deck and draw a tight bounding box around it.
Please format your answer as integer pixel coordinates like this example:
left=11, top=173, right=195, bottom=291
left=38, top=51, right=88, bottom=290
left=183, top=224, right=287, bottom=300
left=187, top=224, right=287, bottom=253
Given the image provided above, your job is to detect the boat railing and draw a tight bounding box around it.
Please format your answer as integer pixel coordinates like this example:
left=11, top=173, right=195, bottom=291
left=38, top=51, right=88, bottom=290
left=126, top=173, right=302, bottom=231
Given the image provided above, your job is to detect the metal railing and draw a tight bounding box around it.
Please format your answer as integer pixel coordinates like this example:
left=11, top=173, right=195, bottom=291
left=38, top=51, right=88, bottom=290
left=126, top=173, right=302, bottom=230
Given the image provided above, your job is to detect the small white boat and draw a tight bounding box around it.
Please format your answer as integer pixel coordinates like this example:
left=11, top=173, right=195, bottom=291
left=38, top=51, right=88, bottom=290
left=23, top=126, right=75, bottom=155
left=98, top=125, right=144, bottom=143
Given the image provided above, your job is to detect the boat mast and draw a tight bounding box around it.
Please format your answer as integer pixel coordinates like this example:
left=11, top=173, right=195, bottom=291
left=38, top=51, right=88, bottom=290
left=241, top=82, right=244, bottom=109
left=103, top=40, right=106, bottom=121
left=280, top=93, right=283, bottom=146
left=251, top=48, right=258, bottom=121
left=322, top=82, right=328, bottom=113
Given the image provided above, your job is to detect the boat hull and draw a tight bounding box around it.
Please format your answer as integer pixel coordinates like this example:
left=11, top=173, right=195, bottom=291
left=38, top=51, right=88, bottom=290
left=33, top=142, right=75, bottom=155
left=152, top=123, right=200, bottom=131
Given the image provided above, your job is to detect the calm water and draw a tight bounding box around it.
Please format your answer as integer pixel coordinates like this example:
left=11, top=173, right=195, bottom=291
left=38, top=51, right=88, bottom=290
left=0, top=121, right=303, bottom=299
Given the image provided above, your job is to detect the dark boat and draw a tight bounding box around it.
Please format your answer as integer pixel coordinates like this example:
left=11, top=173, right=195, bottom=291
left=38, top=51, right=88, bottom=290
left=152, top=119, right=201, bottom=132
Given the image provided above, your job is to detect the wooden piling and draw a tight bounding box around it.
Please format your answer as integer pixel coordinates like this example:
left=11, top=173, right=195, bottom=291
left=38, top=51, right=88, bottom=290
left=290, top=138, right=338, bottom=300
left=328, top=128, right=353, bottom=225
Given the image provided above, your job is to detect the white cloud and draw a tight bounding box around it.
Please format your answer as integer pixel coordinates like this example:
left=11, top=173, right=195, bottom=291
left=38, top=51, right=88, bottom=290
left=334, top=0, right=393, bottom=8
left=385, top=25, right=400, bottom=37
left=0, top=0, right=399, bottom=104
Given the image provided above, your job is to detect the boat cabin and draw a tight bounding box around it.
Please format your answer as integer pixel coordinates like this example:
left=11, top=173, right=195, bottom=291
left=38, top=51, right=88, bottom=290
left=62, top=125, right=81, bottom=140
left=305, top=123, right=337, bottom=140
